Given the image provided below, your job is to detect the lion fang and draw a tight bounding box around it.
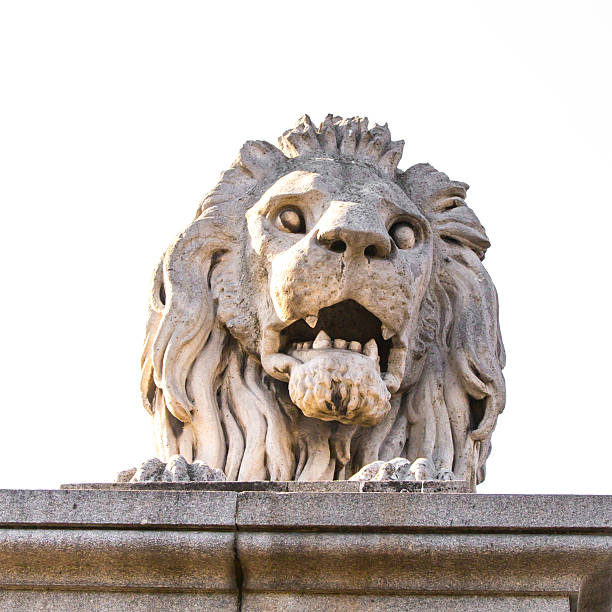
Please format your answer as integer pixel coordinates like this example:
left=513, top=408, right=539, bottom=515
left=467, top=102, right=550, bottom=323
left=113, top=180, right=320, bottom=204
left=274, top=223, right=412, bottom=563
left=381, top=325, right=395, bottom=340
left=363, top=339, right=379, bottom=360
left=305, top=315, right=318, bottom=328
left=313, top=330, right=332, bottom=349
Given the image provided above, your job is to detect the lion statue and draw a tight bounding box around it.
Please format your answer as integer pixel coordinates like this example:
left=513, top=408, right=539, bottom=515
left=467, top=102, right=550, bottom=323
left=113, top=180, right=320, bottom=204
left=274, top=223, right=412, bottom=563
left=136, top=115, right=505, bottom=487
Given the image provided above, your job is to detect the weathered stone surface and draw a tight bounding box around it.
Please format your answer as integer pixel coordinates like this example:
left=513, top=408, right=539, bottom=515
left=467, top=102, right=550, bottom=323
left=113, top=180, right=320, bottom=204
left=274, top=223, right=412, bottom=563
left=242, top=594, right=570, bottom=611
left=0, top=592, right=237, bottom=612
left=131, top=456, right=164, bottom=481
left=0, top=489, right=237, bottom=528
left=361, top=479, right=470, bottom=493
left=286, top=480, right=361, bottom=492
left=137, top=114, right=505, bottom=486
left=162, top=454, right=190, bottom=481
left=236, top=531, right=610, bottom=596
left=0, top=591, right=570, bottom=611
left=128, top=455, right=226, bottom=483
left=0, top=490, right=609, bottom=611
left=235, top=492, right=612, bottom=532
left=61, top=479, right=471, bottom=493
left=0, top=529, right=235, bottom=591
left=115, top=467, right=136, bottom=482
left=67, top=480, right=291, bottom=492
left=189, top=459, right=226, bottom=482
left=349, top=457, right=438, bottom=481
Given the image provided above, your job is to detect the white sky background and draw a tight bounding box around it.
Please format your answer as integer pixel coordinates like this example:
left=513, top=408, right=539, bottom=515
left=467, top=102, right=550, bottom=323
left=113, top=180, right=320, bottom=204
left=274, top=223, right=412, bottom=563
left=0, top=1, right=610, bottom=494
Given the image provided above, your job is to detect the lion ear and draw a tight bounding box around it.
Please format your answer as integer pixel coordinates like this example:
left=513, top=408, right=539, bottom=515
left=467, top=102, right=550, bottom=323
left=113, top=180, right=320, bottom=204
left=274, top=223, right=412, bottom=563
left=401, top=163, right=490, bottom=259
left=194, top=140, right=284, bottom=219
left=236, top=140, right=285, bottom=181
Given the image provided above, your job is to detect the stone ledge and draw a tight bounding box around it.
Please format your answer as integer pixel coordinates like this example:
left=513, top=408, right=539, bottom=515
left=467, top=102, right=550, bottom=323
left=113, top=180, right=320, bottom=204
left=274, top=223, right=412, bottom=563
left=0, top=592, right=238, bottom=612
left=241, top=593, right=571, bottom=612
left=235, top=492, right=612, bottom=533
left=60, top=479, right=471, bottom=493
left=3, top=489, right=610, bottom=532
left=0, top=529, right=235, bottom=591
left=0, top=488, right=237, bottom=529
left=0, top=489, right=610, bottom=611
left=237, top=531, right=610, bottom=593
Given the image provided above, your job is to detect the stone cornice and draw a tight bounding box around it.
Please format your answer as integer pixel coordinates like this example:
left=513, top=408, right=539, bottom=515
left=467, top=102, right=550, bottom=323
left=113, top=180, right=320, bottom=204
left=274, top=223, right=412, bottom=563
left=0, top=489, right=610, bottom=611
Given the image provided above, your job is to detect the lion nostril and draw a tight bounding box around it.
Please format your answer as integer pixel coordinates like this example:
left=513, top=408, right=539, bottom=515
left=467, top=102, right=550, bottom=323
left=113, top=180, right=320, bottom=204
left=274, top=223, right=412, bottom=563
left=364, top=245, right=378, bottom=258
left=330, top=240, right=347, bottom=253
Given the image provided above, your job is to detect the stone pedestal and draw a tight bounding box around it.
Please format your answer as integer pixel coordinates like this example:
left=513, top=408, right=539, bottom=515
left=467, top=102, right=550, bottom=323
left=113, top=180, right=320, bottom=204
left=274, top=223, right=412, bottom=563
left=0, top=485, right=610, bottom=611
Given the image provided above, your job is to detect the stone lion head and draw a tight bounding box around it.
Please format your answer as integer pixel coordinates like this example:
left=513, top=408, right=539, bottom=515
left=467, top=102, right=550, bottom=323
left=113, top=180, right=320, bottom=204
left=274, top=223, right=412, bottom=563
left=140, top=115, right=505, bottom=486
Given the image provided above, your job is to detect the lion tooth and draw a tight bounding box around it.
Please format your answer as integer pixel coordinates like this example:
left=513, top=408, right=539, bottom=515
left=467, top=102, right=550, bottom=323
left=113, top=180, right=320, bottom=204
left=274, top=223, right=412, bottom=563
left=349, top=341, right=361, bottom=352
left=333, top=339, right=348, bottom=349
left=305, top=315, right=318, bottom=329
left=381, top=325, right=395, bottom=340
left=303, top=341, right=312, bottom=349
left=313, top=330, right=332, bottom=349
left=363, top=339, right=379, bottom=360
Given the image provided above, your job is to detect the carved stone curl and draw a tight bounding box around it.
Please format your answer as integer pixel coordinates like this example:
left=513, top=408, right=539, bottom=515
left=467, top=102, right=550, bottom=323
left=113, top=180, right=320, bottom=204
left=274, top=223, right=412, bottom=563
left=138, top=115, right=505, bottom=486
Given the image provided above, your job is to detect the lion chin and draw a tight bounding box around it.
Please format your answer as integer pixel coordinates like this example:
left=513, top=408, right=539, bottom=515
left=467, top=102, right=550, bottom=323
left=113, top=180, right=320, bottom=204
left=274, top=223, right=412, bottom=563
left=288, top=345, right=391, bottom=426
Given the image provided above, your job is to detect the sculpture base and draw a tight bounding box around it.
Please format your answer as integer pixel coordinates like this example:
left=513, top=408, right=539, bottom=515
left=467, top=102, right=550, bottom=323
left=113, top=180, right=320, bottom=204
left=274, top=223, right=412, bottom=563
left=0, top=487, right=610, bottom=611
left=60, top=478, right=473, bottom=492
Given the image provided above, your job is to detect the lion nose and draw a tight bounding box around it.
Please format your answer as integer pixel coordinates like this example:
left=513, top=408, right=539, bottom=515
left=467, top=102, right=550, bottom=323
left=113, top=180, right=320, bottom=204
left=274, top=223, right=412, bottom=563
left=316, top=201, right=391, bottom=259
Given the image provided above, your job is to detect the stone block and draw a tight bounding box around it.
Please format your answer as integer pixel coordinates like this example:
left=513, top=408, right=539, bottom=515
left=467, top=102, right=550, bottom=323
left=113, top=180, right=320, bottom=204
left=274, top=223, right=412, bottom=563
left=242, top=594, right=570, bottom=611
left=361, top=479, right=470, bottom=492
left=0, top=488, right=237, bottom=528
left=0, top=591, right=237, bottom=611
left=287, top=480, right=361, bottom=492
left=60, top=479, right=470, bottom=493
left=0, top=489, right=609, bottom=611
left=0, top=529, right=235, bottom=592
left=235, top=491, right=612, bottom=531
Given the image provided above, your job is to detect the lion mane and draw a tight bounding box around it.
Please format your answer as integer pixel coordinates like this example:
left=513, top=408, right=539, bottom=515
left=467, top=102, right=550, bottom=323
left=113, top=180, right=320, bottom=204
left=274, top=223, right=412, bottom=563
left=140, top=115, right=505, bottom=486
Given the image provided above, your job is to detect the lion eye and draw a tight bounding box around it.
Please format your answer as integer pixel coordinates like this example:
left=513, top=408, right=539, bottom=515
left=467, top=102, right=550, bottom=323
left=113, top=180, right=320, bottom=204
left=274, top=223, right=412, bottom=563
left=390, top=222, right=416, bottom=249
left=277, top=207, right=305, bottom=234
left=441, top=198, right=463, bottom=211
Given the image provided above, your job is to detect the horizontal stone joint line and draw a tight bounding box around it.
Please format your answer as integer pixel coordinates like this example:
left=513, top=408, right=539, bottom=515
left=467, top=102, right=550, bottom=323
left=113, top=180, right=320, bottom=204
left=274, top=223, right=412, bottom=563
left=236, top=587, right=576, bottom=597
left=1, top=523, right=610, bottom=536
left=231, top=525, right=612, bottom=535
left=0, top=584, right=237, bottom=594
left=0, top=522, right=239, bottom=532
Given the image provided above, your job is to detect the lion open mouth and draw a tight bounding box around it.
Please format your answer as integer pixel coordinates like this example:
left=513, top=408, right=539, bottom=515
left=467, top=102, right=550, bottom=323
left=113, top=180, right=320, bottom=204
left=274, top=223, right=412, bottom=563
left=258, top=300, right=408, bottom=426
left=280, top=300, right=392, bottom=371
